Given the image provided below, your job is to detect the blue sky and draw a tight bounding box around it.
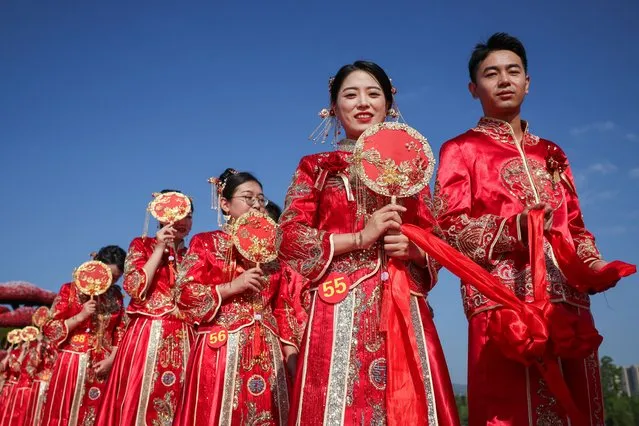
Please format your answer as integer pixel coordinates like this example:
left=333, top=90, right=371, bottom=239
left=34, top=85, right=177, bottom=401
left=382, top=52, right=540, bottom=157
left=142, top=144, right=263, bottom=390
left=1, top=1, right=637, bottom=384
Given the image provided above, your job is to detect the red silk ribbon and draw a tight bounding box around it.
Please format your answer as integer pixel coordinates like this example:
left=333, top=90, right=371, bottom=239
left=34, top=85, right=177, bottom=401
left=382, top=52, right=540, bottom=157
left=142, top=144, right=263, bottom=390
left=547, top=230, right=635, bottom=294
left=382, top=259, right=429, bottom=425
left=401, top=209, right=636, bottom=426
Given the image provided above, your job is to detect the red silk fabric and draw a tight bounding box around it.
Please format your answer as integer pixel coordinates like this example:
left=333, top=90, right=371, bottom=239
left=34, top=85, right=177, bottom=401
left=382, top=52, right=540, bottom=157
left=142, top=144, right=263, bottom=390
left=547, top=229, right=636, bottom=293
left=384, top=259, right=428, bottom=426
left=401, top=210, right=635, bottom=426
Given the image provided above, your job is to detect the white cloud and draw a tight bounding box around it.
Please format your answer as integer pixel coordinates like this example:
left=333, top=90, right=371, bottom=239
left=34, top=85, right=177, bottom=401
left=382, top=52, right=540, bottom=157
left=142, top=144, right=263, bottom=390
left=573, top=172, right=587, bottom=187
left=596, top=224, right=639, bottom=236
left=626, top=133, right=638, bottom=141
left=629, top=168, right=639, bottom=179
left=570, top=120, right=617, bottom=136
left=587, top=161, right=618, bottom=175
left=598, top=225, right=630, bottom=236
left=580, top=189, right=620, bottom=206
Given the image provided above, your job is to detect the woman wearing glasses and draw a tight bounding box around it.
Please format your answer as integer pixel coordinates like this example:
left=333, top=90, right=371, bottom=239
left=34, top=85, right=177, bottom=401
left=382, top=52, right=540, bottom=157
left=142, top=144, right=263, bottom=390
left=174, top=168, right=301, bottom=426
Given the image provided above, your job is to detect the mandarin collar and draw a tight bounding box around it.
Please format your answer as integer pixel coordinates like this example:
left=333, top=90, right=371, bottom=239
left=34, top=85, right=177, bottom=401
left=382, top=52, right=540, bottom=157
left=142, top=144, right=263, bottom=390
left=474, top=117, right=539, bottom=146
left=336, top=138, right=356, bottom=153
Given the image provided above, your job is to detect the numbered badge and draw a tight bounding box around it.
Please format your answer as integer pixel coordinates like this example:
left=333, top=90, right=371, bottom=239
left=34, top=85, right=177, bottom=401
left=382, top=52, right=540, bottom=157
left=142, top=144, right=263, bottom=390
left=318, top=274, right=349, bottom=304
left=207, top=326, right=228, bottom=349
left=72, top=334, right=87, bottom=343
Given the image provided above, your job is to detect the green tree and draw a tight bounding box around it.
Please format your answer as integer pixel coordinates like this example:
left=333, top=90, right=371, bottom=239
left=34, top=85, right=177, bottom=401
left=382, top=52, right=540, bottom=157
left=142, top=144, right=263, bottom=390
left=455, top=395, right=468, bottom=426
left=600, top=355, right=638, bottom=426
left=630, top=395, right=639, bottom=421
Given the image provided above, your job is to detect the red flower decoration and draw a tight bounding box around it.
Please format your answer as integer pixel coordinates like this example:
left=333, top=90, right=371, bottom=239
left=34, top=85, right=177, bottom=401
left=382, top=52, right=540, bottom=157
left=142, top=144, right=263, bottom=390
left=318, top=152, right=350, bottom=173
left=545, top=145, right=568, bottom=184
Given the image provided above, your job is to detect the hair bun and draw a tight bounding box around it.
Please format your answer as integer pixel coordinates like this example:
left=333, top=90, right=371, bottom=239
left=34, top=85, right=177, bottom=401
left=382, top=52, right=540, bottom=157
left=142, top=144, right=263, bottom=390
left=219, top=168, right=238, bottom=184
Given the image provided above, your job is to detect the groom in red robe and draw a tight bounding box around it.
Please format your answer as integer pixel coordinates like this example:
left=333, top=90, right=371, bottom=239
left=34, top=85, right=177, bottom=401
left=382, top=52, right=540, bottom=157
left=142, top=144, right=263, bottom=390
left=435, top=33, right=610, bottom=425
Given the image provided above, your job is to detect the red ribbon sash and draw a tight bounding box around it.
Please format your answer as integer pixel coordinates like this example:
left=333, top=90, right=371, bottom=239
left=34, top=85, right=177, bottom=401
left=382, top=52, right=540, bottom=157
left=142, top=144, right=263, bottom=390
left=400, top=209, right=635, bottom=426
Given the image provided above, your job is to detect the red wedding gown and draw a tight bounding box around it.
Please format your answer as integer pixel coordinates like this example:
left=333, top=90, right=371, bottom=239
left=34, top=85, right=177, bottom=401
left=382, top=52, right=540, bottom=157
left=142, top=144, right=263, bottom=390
left=95, top=237, right=194, bottom=426
left=277, top=140, right=460, bottom=426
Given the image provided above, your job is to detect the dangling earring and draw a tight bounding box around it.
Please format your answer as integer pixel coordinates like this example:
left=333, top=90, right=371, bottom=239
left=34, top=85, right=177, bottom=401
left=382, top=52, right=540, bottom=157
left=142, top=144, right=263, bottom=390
left=309, top=108, right=341, bottom=146
left=387, top=84, right=404, bottom=123
left=308, top=75, right=342, bottom=147
left=387, top=105, right=404, bottom=122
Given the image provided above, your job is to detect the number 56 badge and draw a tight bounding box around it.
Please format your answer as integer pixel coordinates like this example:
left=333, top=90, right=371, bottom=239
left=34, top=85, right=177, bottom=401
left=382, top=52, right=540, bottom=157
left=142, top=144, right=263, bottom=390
left=207, top=326, right=228, bottom=349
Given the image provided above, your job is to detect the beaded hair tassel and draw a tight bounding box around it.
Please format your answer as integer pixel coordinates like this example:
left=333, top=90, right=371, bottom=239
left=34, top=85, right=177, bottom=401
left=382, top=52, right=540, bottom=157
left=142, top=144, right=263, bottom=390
left=142, top=192, right=161, bottom=238
left=208, top=169, right=238, bottom=228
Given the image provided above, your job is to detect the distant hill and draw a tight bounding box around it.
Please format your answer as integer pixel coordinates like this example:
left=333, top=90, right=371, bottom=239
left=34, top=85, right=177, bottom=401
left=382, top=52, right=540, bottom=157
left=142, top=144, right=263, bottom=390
left=453, top=383, right=467, bottom=395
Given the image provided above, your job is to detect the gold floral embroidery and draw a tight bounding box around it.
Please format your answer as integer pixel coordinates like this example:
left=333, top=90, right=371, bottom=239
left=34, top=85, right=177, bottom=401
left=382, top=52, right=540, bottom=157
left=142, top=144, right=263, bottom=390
left=361, top=286, right=383, bottom=354
left=151, top=390, right=176, bottom=426
left=81, top=406, right=96, bottom=426
left=461, top=241, right=591, bottom=317
left=369, top=402, right=387, bottom=426
left=585, top=353, right=604, bottom=424
left=446, top=214, right=502, bottom=265
left=176, top=252, right=199, bottom=284
left=145, top=291, right=174, bottom=312
left=330, top=248, right=377, bottom=276
left=573, top=232, right=601, bottom=263
left=242, top=402, right=274, bottom=426
left=180, top=283, right=215, bottom=324
left=276, top=225, right=328, bottom=279
left=240, top=327, right=272, bottom=372
left=472, top=117, right=540, bottom=146
left=213, top=233, right=234, bottom=262
left=123, top=246, right=146, bottom=298
left=283, top=179, right=312, bottom=210
left=501, top=158, right=564, bottom=209
left=535, top=377, right=565, bottom=426
left=491, top=218, right=518, bottom=257
left=44, top=319, right=66, bottom=344
left=431, top=180, right=447, bottom=219
left=157, top=331, right=185, bottom=370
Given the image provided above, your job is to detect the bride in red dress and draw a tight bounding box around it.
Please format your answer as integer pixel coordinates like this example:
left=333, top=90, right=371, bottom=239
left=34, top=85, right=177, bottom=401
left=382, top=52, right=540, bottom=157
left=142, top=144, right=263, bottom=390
left=174, top=169, right=301, bottom=426
left=41, top=245, right=126, bottom=426
left=277, top=61, right=459, bottom=426
left=95, top=190, right=195, bottom=426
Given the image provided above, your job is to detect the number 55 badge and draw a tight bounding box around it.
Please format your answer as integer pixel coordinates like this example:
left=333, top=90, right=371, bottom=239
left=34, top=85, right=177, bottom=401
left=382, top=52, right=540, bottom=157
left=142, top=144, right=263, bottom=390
left=318, top=273, right=350, bottom=304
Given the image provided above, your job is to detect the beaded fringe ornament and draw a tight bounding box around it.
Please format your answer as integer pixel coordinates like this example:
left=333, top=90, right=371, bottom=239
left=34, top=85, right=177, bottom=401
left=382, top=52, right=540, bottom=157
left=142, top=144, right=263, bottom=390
left=308, top=108, right=342, bottom=146
left=142, top=192, right=160, bottom=238
left=208, top=169, right=238, bottom=227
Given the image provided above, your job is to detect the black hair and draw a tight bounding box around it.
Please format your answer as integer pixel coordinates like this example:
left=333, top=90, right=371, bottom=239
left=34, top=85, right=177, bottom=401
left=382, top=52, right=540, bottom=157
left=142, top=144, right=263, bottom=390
left=265, top=201, right=282, bottom=222
left=468, top=32, right=528, bottom=83
left=159, top=188, right=194, bottom=213
left=219, top=168, right=262, bottom=200
left=330, top=60, right=393, bottom=110
left=94, top=245, right=126, bottom=273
